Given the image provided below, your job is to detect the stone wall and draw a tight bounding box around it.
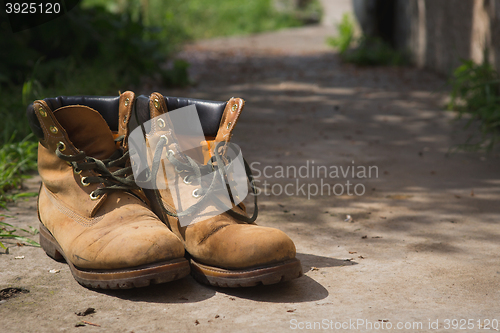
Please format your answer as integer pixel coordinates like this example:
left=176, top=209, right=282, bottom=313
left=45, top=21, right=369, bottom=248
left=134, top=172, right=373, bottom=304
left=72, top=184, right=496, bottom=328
left=355, top=0, right=500, bottom=75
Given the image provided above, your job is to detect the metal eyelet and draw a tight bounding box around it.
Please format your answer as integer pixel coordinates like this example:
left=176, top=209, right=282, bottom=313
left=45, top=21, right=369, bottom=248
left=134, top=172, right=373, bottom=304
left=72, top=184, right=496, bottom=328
left=183, top=175, right=192, bottom=185
left=50, top=126, right=59, bottom=134
left=168, top=149, right=175, bottom=156
left=74, top=168, right=82, bottom=175
left=231, top=104, right=237, bottom=112
left=90, top=191, right=101, bottom=200
left=81, top=177, right=90, bottom=187
left=192, top=189, right=201, bottom=198
left=154, top=98, right=160, bottom=109
left=226, top=122, right=232, bottom=130
left=38, top=108, right=47, bottom=117
left=123, top=114, right=128, bottom=123
left=160, top=134, right=169, bottom=145
left=157, top=118, right=166, bottom=129
left=124, top=97, right=130, bottom=106
left=58, top=141, right=66, bottom=151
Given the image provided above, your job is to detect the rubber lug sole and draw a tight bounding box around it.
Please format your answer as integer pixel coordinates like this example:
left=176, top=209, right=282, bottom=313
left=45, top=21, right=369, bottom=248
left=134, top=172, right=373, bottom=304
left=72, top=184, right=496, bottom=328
left=39, top=223, right=190, bottom=289
left=190, top=258, right=303, bottom=288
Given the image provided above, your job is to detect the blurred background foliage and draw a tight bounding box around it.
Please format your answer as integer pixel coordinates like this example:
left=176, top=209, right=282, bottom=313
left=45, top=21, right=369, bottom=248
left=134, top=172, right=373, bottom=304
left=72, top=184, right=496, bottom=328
left=0, top=0, right=317, bottom=205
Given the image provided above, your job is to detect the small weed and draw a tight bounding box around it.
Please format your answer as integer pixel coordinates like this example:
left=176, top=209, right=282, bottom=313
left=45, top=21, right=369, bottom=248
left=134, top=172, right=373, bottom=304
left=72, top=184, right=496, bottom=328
left=327, top=13, right=408, bottom=66
left=447, top=51, right=500, bottom=151
left=0, top=134, right=38, bottom=208
left=326, top=13, right=355, bottom=55
left=0, top=216, right=40, bottom=251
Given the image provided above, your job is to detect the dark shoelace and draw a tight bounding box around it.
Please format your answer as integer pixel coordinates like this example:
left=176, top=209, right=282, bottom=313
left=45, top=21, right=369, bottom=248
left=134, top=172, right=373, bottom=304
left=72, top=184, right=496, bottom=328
left=55, top=136, right=139, bottom=200
left=147, top=137, right=258, bottom=223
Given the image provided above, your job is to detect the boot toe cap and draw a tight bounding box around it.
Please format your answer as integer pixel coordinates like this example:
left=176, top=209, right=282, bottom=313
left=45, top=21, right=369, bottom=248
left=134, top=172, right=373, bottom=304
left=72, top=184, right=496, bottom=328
left=195, top=225, right=296, bottom=269
left=72, top=220, right=185, bottom=270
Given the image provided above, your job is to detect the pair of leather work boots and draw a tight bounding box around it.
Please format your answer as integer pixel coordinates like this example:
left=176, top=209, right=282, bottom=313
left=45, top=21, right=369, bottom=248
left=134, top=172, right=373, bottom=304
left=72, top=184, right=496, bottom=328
left=27, top=91, right=303, bottom=289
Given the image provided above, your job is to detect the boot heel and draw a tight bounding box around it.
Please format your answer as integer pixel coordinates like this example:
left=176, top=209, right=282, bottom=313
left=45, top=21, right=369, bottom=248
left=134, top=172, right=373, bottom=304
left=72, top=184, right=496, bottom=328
left=39, top=223, right=65, bottom=262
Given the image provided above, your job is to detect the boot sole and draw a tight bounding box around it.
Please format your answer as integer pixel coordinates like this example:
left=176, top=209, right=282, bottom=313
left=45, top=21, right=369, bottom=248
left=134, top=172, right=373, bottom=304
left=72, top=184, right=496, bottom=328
left=189, top=258, right=303, bottom=288
left=39, top=223, right=190, bottom=289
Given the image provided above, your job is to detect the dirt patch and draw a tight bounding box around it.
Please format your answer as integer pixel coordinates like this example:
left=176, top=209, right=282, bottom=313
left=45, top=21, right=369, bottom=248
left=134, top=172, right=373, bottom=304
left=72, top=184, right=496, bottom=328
left=0, top=287, right=29, bottom=301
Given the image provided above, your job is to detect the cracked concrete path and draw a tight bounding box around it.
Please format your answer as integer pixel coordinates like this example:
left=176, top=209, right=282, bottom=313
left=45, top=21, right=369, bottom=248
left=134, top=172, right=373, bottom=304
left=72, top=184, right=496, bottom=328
left=2, top=24, right=500, bottom=332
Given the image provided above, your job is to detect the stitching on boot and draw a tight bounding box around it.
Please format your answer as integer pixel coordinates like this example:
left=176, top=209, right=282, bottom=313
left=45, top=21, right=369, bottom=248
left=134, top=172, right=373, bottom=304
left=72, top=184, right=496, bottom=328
left=43, top=186, right=104, bottom=227
left=197, top=224, right=230, bottom=245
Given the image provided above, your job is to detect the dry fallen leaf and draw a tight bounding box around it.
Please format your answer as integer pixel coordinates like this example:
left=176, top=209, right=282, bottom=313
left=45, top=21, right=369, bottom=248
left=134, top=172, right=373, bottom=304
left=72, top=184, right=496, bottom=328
left=310, top=267, right=319, bottom=271
left=349, top=251, right=357, bottom=254
left=82, top=320, right=100, bottom=327
left=287, top=309, right=296, bottom=313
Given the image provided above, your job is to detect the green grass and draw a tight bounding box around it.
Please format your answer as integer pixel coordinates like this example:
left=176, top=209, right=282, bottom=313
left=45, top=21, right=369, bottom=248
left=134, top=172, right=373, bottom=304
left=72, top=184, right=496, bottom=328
left=326, top=13, right=355, bottom=55
left=327, top=13, right=408, bottom=66
left=83, top=0, right=303, bottom=40
left=0, top=134, right=39, bottom=208
left=0, top=216, right=40, bottom=252
left=447, top=52, right=500, bottom=151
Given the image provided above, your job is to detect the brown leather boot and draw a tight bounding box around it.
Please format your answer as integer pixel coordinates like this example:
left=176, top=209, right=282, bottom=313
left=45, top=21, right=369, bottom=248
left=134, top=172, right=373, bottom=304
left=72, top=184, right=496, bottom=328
left=27, top=93, right=190, bottom=289
left=133, top=92, right=303, bottom=287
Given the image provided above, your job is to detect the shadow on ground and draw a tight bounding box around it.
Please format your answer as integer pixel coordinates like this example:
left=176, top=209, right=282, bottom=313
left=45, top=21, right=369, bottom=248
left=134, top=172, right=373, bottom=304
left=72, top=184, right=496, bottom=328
left=100, top=253, right=350, bottom=303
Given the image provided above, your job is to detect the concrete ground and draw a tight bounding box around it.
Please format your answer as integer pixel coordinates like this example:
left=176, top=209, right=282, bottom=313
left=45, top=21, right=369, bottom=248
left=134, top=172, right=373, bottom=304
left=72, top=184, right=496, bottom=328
left=2, top=22, right=500, bottom=333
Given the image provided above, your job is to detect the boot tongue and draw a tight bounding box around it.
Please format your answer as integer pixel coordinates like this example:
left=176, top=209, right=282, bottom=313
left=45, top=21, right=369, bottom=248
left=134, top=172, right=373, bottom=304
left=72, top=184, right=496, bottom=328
left=54, top=105, right=117, bottom=160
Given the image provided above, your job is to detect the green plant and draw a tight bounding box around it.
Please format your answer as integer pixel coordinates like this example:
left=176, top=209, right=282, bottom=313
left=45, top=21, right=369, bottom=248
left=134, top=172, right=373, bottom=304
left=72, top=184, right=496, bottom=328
left=151, top=0, right=302, bottom=40
left=327, top=13, right=408, bottom=66
left=448, top=53, right=500, bottom=151
left=342, top=36, right=408, bottom=66
left=0, top=134, right=39, bottom=208
left=0, top=216, right=40, bottom=252
left=327, top=13, right=355, bottom=54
